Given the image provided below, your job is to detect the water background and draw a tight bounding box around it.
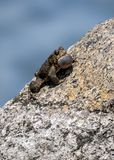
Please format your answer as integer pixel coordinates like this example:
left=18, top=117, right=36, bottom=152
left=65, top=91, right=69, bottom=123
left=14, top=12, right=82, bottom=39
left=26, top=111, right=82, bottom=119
left=0, top=0, right=114, bottom=107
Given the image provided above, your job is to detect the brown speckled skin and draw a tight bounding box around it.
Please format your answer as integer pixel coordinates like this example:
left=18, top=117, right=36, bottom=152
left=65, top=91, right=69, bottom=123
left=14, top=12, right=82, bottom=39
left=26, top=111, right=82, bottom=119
left=29, top=47, right=73, bottom=93
left=35, top=47, right=66, bottom=79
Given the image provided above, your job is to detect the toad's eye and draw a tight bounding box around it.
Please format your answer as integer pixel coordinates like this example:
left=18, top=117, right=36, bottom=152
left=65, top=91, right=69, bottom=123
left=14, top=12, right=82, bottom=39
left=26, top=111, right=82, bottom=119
left=55, top=51, right=59, bottom=55
left=55, top=47, right=64, bottom=55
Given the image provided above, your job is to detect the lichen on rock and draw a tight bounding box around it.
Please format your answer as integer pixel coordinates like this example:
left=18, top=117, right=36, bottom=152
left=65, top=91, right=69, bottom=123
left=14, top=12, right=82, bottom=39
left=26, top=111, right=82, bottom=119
left=1, top=18, right=114, bottom=160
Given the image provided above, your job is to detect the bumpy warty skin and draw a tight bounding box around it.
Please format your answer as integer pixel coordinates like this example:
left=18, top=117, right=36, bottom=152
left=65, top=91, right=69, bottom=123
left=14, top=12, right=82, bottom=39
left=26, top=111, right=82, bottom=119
left=29, top=47, right=73, bottom=93
left=1, top=19, right=114, bottom=160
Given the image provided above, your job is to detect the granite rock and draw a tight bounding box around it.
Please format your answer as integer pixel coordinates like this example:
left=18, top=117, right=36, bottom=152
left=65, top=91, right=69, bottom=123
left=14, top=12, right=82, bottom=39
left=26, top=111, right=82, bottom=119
left=1, top=19, right=114, bottom=160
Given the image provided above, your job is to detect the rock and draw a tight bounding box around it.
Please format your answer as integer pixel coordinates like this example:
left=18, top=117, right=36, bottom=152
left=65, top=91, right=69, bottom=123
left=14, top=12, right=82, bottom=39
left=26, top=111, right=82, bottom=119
left=1, top=18, right=114, bottom=160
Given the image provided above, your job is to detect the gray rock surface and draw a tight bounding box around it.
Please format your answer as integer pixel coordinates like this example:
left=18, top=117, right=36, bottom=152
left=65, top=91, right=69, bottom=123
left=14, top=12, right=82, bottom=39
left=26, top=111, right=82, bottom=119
left=1, top=18, right=114, bottom=160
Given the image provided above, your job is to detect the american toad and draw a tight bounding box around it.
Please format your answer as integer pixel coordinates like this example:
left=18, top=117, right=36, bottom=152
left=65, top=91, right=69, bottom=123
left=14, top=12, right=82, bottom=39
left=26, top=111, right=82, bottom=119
left=29, top=47, right=73, bottom=93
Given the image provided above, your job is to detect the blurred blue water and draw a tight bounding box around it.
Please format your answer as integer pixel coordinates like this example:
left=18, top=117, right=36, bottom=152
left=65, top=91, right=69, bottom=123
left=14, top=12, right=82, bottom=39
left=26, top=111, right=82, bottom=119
left=0, top=0, right=114, bottom=107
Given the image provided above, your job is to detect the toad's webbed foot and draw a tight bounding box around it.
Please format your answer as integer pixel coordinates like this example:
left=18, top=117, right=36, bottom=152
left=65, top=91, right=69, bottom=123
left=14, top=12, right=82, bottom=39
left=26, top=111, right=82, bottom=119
left=29, top=78, right=44, bottom=93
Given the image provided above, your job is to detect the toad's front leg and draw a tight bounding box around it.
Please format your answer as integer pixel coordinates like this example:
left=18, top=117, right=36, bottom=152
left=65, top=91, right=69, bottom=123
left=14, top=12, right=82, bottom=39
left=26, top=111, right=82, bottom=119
left=48, top=65, right=60, bottom=84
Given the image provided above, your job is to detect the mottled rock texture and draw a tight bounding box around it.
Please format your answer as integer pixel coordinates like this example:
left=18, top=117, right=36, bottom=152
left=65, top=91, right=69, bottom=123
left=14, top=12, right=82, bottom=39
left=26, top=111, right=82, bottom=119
left=1, top=19, right=114, bottom=160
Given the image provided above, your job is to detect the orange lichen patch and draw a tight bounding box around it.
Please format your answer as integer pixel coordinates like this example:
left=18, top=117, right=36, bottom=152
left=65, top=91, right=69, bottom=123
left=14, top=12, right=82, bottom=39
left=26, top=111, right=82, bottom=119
left=75, top=46, right=81, bottom=52
left=86, top=100, right=101, bottom=110
left=91, top=101, right=101, bottom=109
left=78, top=75, right=85, bottom=89
left=100, top=90, right=109, bottom=100
left=67, top=90, right=76, bottom=101
left=66, top=86, right=76, bottom=101
left=62, top=105, right=69, bottom=113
